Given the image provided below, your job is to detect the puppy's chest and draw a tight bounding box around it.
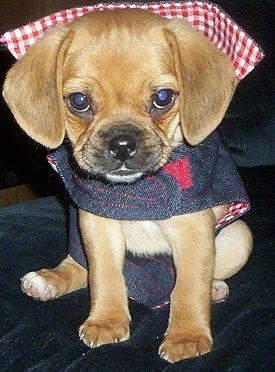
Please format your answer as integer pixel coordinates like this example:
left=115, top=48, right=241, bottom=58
left=122, top=221, right=171, bottom=255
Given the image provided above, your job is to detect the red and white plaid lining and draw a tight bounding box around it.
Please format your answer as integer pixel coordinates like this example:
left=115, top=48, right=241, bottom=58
left=216, top=201, right=249, bottom=230
left=0, top=1, right=263, bottom=81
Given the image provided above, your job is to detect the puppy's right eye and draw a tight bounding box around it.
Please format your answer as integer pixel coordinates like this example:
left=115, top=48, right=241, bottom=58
left=67, top=93, right=91, bottom=114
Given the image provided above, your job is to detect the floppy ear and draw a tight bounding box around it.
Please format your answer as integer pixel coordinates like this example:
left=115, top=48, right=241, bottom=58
left=164, top=22, right=237, bottom=145
left=3, top=26, right=73, bottom=148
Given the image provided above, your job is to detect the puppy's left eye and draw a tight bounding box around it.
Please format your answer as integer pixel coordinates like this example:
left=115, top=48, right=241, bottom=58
left=67, top=92, right=91, bottom=114
left=151, top=89, right=175, bottom=112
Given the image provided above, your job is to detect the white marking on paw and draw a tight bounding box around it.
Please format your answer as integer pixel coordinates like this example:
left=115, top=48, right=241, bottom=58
left=21, top=272, right=56, bottom=301
left=212, top=280, right=229, bottom=303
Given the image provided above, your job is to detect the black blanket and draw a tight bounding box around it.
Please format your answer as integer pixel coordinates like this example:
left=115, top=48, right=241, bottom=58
left=0, top=166, right=274, bottom=371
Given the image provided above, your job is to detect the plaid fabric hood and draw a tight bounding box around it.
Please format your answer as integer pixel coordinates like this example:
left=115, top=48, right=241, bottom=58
left=0, top=1, right=264, bottom=80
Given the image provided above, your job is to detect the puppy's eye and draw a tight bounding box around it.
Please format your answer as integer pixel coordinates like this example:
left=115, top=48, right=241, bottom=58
left=152, top=89, right=175, bottom=111
left=68, top=92, right=91, bottom=113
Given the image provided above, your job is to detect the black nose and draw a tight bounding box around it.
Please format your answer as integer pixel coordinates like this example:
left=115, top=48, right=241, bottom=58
left=109, top=134, right=137, bottom=162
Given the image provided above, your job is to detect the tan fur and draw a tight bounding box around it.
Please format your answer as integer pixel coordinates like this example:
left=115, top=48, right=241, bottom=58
left=3, top=9, right=252, bottom=363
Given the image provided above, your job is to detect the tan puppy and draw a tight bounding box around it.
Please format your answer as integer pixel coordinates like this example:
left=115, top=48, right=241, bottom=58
left=3, top=9, right=252, bottom=363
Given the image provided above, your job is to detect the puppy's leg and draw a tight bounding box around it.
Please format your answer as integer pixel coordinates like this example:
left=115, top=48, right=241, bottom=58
left=214, top=219, right=253, bottom=279
left=211, top=220, right=252, bottom=302
left=158, top=210, right=215, bottom=363
left=78, top=210, right=130, bottom=347
left=21, top=255, right=87, bottom=300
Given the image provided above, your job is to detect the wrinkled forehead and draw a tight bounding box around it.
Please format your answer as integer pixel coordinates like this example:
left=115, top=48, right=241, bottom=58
left=63, top=22, right=175, bottom=88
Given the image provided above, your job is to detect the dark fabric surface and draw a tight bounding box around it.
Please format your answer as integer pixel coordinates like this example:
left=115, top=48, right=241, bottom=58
left=49, top=133, right=249, bottom=221
left=0, top=166, right=274, bottom=371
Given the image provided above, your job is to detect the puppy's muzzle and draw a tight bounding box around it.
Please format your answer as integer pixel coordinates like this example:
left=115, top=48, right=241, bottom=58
left=104, top=126, right=146, bottom=183
left=75, top=122, right=166, bottom=184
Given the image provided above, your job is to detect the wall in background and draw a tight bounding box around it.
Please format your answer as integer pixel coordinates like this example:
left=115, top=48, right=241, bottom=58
left=0, top=0, right=91, bottom=34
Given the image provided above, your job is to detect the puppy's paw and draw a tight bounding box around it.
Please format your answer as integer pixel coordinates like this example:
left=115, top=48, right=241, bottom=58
left=21, top=271, right=57, bottom=301
left=211, top=280, right=229, bottom=303
left=159, top=331, right=212, bottom=363
left=79, top=316, right=130, bottom=348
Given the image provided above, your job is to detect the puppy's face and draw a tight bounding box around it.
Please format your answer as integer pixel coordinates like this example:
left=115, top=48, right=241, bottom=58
left=63, top=15, right=181, bottom=183
left=3, top=9, right=237, bottom=183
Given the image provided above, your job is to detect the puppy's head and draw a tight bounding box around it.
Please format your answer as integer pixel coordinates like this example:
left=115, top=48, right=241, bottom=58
left=3, top=9, right=236, bottom=183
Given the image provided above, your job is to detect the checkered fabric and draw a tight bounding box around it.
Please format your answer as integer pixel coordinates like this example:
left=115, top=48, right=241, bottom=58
left=0, top=1, right=264, bottom=81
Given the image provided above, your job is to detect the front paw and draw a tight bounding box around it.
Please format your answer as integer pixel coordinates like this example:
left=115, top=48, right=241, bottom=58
left=159, top=331, right=212, bottom=363
left=79, top=316, right=130, bottom=348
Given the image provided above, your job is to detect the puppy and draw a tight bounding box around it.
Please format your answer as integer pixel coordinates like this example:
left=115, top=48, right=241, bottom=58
left=3, top=9, right=252, bottom=363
